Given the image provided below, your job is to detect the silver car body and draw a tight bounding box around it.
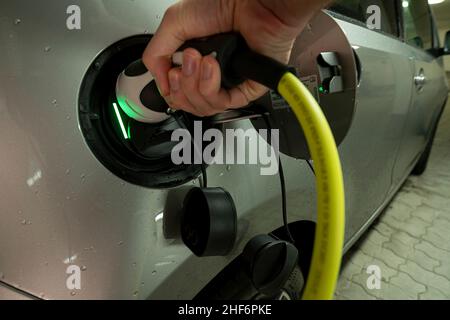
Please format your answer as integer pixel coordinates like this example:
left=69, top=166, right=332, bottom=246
left=0, top=0, right=448, bottom=299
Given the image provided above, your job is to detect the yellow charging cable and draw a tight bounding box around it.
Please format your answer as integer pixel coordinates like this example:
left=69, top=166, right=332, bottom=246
left=277, top=72, right=345, bottom=300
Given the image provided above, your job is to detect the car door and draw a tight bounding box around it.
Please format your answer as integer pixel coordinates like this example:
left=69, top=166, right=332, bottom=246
left=392, top=0, right=448, bottom=184
left=323, top=0, right=415, bottom=244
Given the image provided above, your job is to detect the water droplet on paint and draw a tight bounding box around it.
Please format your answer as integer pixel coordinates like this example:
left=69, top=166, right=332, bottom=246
left=14, top=18, right=21, bottom=25
left=44, top=46, right=51, bottom=52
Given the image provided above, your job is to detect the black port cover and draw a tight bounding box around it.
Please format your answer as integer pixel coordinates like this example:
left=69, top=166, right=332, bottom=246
left=242, top=235, right=298, bottom=296
left=181, top=187, right=237, bottom=257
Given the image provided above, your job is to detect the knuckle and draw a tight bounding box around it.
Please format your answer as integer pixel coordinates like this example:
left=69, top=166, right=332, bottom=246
left=163, top=5, right=177, bottom=21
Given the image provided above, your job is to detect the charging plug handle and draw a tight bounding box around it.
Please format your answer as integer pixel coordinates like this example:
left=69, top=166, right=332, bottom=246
left=133, top=33, right=295, bottom=119
left=179, top=33, right=295, bottom=91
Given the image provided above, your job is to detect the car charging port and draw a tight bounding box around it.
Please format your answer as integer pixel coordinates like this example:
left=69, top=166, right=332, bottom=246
left=78, top=35, right=218, bottom=188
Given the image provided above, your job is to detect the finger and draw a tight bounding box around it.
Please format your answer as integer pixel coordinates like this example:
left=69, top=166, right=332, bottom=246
left=168, top=68, right=198, bottom=115
left=199, top=56, right=265, bottom=110
left=229, top=80, right=268, bottom=109
left=199, top=56, right=245, bottom=109
left=181, top=49, right=220, bottom=117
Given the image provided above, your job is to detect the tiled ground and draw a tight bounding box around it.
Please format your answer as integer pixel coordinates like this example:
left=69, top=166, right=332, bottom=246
left=335, top=94, right=450, bottom=300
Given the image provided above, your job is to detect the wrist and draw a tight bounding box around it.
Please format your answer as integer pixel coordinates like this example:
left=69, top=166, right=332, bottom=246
left=261, top=0, right=330, bottom=30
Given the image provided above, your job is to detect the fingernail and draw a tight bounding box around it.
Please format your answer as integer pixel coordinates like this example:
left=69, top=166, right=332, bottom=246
left=201, top=61, right=213, bottom=81
left=169, top=73, right=180, bottom=92
left=183, top=54, right=196, bottom=77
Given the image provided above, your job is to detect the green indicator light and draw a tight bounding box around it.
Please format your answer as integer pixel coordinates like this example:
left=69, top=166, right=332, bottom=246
left=127, top=123, right=132, bottom=140
left=113, top=102, right=129, bottom=140
left=319, top=86, right=325, bottom=93
left=117, top=97, right=136, bottom=119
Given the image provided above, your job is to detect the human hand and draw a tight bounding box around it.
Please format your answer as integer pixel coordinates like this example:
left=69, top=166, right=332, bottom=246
left=143, top=0, right=329, bottom=117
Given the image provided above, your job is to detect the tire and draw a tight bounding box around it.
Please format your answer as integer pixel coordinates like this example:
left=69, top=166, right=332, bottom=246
left=411, top=130, right=435, bottom=175
left=411, top=105, right=445, bottom=176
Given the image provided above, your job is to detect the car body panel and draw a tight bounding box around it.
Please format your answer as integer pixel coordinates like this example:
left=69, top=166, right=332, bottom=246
left=334, top=17, right=414, bottom=234
left=393, top=47, right=448, bottom=184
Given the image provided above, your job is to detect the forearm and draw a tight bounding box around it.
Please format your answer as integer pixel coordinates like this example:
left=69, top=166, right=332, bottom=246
left=261, top=0, right=333, bottom=29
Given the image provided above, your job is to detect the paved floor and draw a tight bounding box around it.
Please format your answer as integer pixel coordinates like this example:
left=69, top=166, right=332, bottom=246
left=335, top=94, right=450, bottom=300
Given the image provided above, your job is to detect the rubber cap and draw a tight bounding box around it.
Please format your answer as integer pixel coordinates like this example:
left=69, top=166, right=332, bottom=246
left=242, top=235, right=298, bottom=296
left=181, top=187, right=237, bottom=257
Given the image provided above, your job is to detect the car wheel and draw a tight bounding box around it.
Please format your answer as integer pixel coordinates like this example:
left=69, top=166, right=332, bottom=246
left=411, top=106, right=445, bottom=176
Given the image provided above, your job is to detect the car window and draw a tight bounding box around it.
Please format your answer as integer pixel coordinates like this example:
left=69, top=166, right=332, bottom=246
left=329, top=0, right=399, bottom=36
left=402, top=0, right=433, bottom=50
